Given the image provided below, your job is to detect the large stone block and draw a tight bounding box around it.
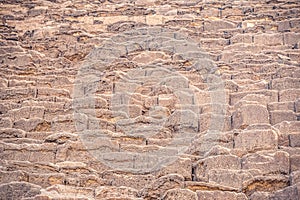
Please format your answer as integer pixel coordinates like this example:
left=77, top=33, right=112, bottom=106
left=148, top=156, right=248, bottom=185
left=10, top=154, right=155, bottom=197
left=242, top=151, right=289, bottom=175
left=291, top=155, right=300, bottom=172
left=283, top=32, right=300, bottom=47
left=208, top=169, right=253, bottom=190
left=270, top=110, right=297, bottom=125
left=232, top=104, right=269, bottom=129
left=289, top=133, right=300, bottom=147
left=197, top=191, right=247, bottom=200
left=13, top=118, right=49, bottom=132
left=95, top=186, right=138, bottom=199
left=163, top=189, right=197, bottom=200
left=230, top=33, right=253, bottom=44
left=269, top=185, right=299, bottom=200
left=195, top=155, right=241, bottom=181
left=279, top=89, right=300, bottom=102
left=230, top=90, right=278, bottom=106
left=254, top=33, right=283, bottom=46
left=271, top=77, right=300, bottom=90
left=28, top=173, right=65, bottom=188
left=102, top=171, right=154, bottom=190
left=199, top=113, right=231, bottom=132
left=234, top=129, right=278, bottom=152
left=267, top=101, right=295, bottom=112
left=0, top=182, right=41, bottom=199
left=0, top=170, right=28, bottom=184
left=203, top=20, right=236, bottom=31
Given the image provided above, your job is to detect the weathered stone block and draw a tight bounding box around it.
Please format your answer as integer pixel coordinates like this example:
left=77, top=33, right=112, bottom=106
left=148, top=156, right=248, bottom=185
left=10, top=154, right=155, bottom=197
left=28, top=173, right=65, bottom=188
left=0, top=170, right=28, bottom=184
left=249, top=191, right=270, bottom=200
left=279, top=89, right=300, bottom=102
left=291, top=155, right=300, bottom=172
left=95, top=186, right=138, bottom=199
left=232, top=104, right=269, bottom=129
left=267, top=101, right=295, bottom=112
left=242, top=151, right=289, bottom=175
left=163, top=189, right=197, bottom=200
left=157, top=157, right=192, bottom=181
left=269, top=185, right=299, bottom=200
left=278, top=20, right=291, bottom=32
left=289, top=133, right=300, bottom=147
left=204, top=20, right=236, bottom=31
left=234, top=129, right=278, bottom=151
left=0, top=182, right=41, bottom=199
left=230, top=33, right=253, bottom=44
left=254, top=33, right=283, bottom=46
left=195, top=155, right=241, bottom=181
left=199, top=113, right=231, bottom=132
left=208, top=169, right=253, bottom=190
left=197, top=191, right=247, bottom=200
left=271, top=77, right=300, bottom=90
left=0, top=117, right=12, bottom=128
left=230, top=90, right=278, bottom=106
left=284, top=32, right=300, bottom=46
left=102, top=171, right=154, bottom=190
left=270, top=110, right=297, bottom=125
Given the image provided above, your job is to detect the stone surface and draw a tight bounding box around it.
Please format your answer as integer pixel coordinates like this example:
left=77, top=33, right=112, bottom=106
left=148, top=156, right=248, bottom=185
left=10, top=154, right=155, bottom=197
left=0, top=0, right=299, bottom=199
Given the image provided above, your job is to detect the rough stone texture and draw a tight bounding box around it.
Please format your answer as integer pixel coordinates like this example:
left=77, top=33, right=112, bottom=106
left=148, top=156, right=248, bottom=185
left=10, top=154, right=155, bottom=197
left=0, top=0, right=300, bottom=199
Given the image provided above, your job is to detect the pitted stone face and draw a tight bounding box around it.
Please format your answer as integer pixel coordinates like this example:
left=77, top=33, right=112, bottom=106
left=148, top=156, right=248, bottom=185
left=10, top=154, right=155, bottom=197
left=73, top=27, right=226, bottom=173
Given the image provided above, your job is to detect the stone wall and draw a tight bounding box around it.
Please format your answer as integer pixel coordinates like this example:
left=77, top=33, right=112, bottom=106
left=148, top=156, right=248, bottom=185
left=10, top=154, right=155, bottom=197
left=0, top=0, right=299, bottom=199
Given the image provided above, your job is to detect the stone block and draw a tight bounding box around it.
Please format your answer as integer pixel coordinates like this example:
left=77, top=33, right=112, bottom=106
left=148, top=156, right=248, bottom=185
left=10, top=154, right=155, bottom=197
left=270, top=110, right=297, bottom=125
left=0, top=117, right=12, bottom=128
left=0, top=182, right=41, bottom=200
left=267, top=101, right=294, bottom=112
left=28, top=173, right=65, bottom=188
left=0, top=170, right=28, bottom=184
left=230, top=33, right=253, bottom=44
left=102, top=172, right=155, bottom=190
left=269, top=185, right=299, bottom=200
left=163, top=189, right=197, bottom=200
left=271, top=77, right=300, bottom=90
left=13, top=118, right=49, bottom=132
left=289, top=134, right=300, bottom=147
left=283, top=32, right=300, bottom=47
left=37, top=88, right=70, bottom=98
left=249, top=192, right=270, bottom=200
left=279, top=89, right=300, bottom=102
left=0, top=88, right=36, bottom=100
left=197, top=191, right=247, bottom=200
left=254, top=33, right=283, bottom=46
left=0, top=128, right=26, bottom=139
left=204, top=20, right=236, bottom=31
left=234, top=129, right=278, bottom=151
left=195, top=155, right=241, bottom=181
left=232, top=104, right=269, bottom=129
left=291, top=155, right=300, bottom=172
left=230, top=90, right=278, bottom=106
left=95, top=186, right=138, bottom=199
left=290, top=171, right=300, bottom=185
left=278, top=20, right=291, bottom=32
left=208, top=169, right=253, bottom=190
left=157, top=157, right=192, bottom=181
left=199, top=113, right=231, bottom=132
left=242, top=151, right=289, bottom=175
